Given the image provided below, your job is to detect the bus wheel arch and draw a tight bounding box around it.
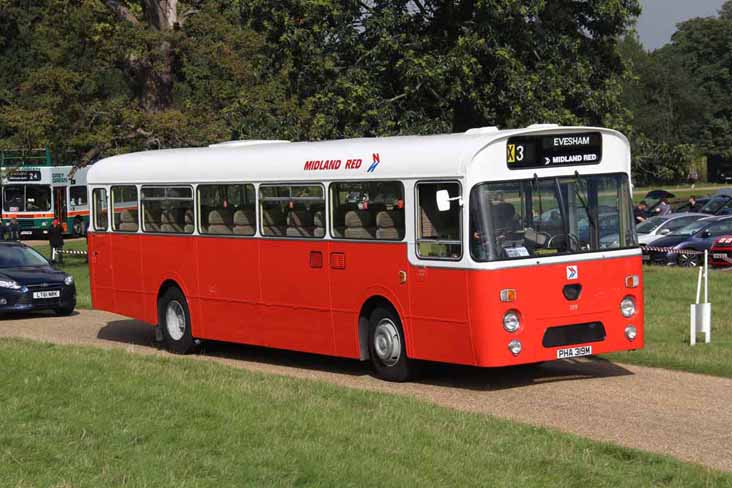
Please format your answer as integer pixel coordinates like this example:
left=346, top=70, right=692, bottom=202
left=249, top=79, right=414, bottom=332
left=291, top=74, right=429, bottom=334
left=157, top=280, right=195, bottom=354
left=358, top=296, right=418, bottom=382
left=71, top=217, right=84, bottom=237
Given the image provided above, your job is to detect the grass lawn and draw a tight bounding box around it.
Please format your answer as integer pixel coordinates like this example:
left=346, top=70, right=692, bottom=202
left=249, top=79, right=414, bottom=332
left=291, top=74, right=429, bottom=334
left=609, top=265, right=732, bottom=378
left=1, top=339, right=729, bottom=487
left=30, top=239, right=90, bottom=310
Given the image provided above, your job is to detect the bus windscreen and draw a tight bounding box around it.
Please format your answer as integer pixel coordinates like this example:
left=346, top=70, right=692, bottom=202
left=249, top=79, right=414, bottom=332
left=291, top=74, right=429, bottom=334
left=469, top=173, right=636, bottom=262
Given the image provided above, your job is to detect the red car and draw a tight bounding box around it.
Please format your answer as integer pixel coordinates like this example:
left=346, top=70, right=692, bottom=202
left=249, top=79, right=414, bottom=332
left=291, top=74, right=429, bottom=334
left=710, top=235, right=732, bottom=267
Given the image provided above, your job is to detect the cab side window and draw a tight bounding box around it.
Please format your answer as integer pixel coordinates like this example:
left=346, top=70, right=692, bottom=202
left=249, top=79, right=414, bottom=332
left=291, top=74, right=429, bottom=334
left=416, top=182, right=462, bottom=259
left=92, top=188, right=108, bottom=231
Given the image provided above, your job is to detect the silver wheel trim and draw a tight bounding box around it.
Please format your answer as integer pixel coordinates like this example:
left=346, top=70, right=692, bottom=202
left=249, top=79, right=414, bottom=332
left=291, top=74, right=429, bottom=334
left=373, top=318, right=401, bottom=367
left=165, top=300, right=186, bottom=342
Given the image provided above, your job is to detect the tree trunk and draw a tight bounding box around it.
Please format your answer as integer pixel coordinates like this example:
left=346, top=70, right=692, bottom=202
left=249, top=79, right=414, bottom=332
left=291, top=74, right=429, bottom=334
left=143, top=0, right=177, bottom=31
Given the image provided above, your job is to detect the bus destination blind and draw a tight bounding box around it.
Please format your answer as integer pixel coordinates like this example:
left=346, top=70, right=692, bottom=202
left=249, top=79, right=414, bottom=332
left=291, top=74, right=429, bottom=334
left=506, top=132, right=602, bottom=169
left=7, top=170, right=42, bottom=182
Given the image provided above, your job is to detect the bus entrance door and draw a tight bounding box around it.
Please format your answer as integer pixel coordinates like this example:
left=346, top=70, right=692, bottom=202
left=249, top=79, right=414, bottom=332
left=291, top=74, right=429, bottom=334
left=53, top=187, right=68, bottom=231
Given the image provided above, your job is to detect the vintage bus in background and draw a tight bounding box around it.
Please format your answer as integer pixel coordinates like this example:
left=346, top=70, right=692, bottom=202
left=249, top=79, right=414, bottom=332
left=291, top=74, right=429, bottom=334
left=87, top=125, right=643, bottom=381
left=1, top=149, right=90, bottom=237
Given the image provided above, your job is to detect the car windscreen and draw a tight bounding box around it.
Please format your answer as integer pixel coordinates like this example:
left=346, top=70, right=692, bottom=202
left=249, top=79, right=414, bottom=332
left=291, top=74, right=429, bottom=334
left=637, top=216, right=666, bottom=234
left=671, top=219, right=710, bottom=236
left=701, top=197, right=731, bottom=214
left=0, top=246, right=49, bottom=268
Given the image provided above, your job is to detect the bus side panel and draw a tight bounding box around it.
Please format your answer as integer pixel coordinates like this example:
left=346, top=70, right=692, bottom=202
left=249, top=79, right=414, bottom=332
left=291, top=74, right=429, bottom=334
left=407, top=265, right=475, bottom=365
left=468, top=256, right=644, bottom=367
left=110, top=233, right=145, bottom=321
left=88, top=231, right=115, bottom=312
left=328, top=242, right=410, bottom=360
left=257, top=239, right=334, bottom=355
left=140, top=235, right=200, bottom=332
left=195, top=237, right=260, bottom=343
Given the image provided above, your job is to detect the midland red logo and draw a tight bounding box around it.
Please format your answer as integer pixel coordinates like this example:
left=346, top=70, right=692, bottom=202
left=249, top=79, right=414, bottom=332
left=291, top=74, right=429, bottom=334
left=566, top=265, right=578, bottom=280
left=304, top=153, right=381, bottom=173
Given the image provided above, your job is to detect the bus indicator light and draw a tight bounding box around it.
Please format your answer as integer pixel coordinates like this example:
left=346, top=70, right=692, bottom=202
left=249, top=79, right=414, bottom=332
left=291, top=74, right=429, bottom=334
left=500, top=289, right=516, bottom=302
left=625, top=275, right=639, bottom=288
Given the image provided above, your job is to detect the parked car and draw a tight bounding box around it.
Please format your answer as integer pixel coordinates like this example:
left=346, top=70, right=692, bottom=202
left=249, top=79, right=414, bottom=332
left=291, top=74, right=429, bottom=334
left=641, top=189, right=675, bottom=217
left=0, top=241, right=76, bottom=315
left=644, top=216, right=732, bottom=267
left=710, top=235, right=732, bottom=268
left=699, top=195, right=732, bottom=215
left=674, top=197, right=710, bottom=213
left=636, top=213, right=708, bottom=245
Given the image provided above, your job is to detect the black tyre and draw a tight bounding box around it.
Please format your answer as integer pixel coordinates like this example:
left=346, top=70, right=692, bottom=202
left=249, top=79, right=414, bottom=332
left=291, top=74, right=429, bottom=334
left=367, top=306, right=418, bottom=382
left=158, top=286, right=195, bottom=354
left=678, top=252, right=701, bottom=267
left=55, top=304, right=75, bottom=316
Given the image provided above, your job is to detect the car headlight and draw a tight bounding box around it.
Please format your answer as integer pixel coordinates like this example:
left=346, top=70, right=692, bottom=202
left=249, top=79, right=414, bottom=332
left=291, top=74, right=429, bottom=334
left=64, top=275, right=74, bottom=286
left=503, top=310, right=521, bottom=333
left=620, top=296, right=636, bottom=318
left=0, top=279, right=21, bottom=290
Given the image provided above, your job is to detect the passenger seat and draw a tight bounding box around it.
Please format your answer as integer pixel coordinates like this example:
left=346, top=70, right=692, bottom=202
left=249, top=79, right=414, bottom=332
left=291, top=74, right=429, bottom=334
left=207, top=209, right=233, bottom=234
left=286, top=210, right=314, bottom=237
left=118, top=209, right=139, bottom=232
left=233, top=208, right=256, bottom=236
left=376, top=210, right=403, bottom=240
left=344, top=211, right=375, bottom=239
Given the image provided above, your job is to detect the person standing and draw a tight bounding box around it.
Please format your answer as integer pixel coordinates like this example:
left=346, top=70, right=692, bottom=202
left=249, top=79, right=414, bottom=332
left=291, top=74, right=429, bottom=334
left=656, top=197, right=672, bottom=216
left=49, top=219, right=64, bottom=264
left=634, top=201, right=648, bottom=223
left=7, top=218, right=20, bottom=241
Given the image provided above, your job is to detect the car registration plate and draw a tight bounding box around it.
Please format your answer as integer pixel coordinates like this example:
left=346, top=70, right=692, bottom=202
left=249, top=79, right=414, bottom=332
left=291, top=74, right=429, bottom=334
left=713, top=253, right=728, bottom=259
left=556, top=345, right=592, bottom=359
left=33, top=290, right=60, bottom=299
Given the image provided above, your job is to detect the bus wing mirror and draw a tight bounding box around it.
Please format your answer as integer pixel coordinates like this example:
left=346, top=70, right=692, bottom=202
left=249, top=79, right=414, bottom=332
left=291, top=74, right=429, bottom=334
left=436, top=190, right=461, bottom=212
left=436, top=190, right=451, bottom=211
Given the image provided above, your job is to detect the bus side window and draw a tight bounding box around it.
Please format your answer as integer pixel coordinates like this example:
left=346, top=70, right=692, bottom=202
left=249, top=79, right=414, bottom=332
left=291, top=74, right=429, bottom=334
left=198, top=184, right=256, bottom=236
left=92, top=188, right=108, bottom=231
left=141, top=186, right=194, bottom=234
left=259, top=184, right=325, bottom=239
left=111, top=185, right=139, bottom=232
left=330, top=181, right=405, bottom=240
left=416, top=182, right=462, bottom=260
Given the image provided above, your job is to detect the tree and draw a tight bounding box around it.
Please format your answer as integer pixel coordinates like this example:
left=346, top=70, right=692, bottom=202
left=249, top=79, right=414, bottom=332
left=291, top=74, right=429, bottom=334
left=244, top=0, right=642, bottom=139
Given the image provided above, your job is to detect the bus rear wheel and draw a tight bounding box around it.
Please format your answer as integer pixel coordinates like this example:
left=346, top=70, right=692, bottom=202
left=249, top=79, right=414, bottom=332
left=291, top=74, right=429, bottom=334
left=368, top=307, right=418, bottom=382
left=158, top=287, right=195, bottom=354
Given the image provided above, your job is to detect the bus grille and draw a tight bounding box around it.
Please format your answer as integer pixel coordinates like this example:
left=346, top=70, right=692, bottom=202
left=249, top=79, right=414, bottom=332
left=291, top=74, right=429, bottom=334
left=542, top=322, right=606, bottom=348
left=17, top=219, right=36, bottom=228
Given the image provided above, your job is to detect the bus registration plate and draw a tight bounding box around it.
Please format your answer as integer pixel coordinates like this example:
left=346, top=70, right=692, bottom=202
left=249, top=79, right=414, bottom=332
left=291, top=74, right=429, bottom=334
left=33, top=290, right=60, bottom=299
left=556, top=346, right=592, bottom=359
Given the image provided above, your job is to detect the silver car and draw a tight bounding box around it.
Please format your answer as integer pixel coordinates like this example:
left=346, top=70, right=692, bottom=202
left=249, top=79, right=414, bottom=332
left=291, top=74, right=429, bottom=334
left=636, top=213, right=707, bottom=245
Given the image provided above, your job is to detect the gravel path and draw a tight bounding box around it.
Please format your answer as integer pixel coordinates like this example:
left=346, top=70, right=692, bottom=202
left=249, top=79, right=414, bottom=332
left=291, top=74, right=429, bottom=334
left=2, top=309, right=731, bottom=472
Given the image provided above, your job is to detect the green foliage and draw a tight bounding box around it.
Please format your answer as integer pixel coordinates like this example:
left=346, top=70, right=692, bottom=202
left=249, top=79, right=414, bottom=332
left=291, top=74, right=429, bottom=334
left=245, top=0, right=642, bottom=139
left=1, top=0, right=641, bottom=158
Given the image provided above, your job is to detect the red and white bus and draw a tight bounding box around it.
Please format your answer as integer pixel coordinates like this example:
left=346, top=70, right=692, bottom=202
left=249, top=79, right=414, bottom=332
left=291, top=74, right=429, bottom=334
left=87, top=125, right=643, bottom=381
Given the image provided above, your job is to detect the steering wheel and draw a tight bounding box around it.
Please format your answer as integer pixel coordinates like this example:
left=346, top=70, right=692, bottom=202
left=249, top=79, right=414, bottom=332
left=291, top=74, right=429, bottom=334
left=546, top=233, right=580, bottom=250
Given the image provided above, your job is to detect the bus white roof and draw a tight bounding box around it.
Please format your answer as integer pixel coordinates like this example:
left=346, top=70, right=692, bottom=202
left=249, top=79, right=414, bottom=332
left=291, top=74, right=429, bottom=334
left=87, top=126, right=628, bottom=185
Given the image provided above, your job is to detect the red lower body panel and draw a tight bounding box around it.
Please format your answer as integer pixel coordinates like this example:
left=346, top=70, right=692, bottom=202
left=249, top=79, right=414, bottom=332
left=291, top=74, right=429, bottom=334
left=88, top=232, right=643, bottom=367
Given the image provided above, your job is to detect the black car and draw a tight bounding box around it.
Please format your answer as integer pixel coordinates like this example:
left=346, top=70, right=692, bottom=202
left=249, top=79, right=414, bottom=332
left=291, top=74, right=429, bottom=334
left=0, top=242, right=76, bottom=315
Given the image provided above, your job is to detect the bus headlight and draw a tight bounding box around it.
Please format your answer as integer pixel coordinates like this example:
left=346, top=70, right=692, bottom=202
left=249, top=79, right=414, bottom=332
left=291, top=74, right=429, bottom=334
left=508, top=339, right=522, bottom=356
left=620, top=296, right=636, bottom=318
left=64, top=275, right=74, bottom=286
left=503, top=310, right=520, bottom=333
left=625, top=325, right=637, bottom=341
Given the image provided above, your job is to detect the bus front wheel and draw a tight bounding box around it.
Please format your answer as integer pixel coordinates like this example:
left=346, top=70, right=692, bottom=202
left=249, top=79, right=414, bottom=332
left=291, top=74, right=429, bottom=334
left=368, top=307, right=418, bottom=382
left=158, top=287, right=195, bottom=354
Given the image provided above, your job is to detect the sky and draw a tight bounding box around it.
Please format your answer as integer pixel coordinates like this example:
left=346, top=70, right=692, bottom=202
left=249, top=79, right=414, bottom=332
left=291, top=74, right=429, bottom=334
left=637, top=0, right=726, bottom=50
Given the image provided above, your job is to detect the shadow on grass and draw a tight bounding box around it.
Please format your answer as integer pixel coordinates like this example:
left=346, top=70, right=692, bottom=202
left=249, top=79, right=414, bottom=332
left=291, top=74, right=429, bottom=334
left=96, top=318, right=633, bottom=391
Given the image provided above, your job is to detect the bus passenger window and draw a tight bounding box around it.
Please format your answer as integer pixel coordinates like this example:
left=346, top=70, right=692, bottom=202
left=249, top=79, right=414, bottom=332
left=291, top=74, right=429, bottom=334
left=416, top=182, right=462, bottom=259
left=330, top=181, right=404, bottom=240
left=141, top=186, right=194, bottom=234
left=198, top=184, right=255, bottom=236
left=259, top=185, right=325, bottom=238
left=111, top=186, right=139, bottom=232
left=92, top=188, right=108, bottom=231
left=70, top=186, right=88, bottom=207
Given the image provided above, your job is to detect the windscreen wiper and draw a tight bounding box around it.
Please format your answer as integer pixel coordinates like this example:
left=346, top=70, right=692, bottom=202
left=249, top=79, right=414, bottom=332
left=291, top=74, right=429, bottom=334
left=574, top=171, right=596, bottom=236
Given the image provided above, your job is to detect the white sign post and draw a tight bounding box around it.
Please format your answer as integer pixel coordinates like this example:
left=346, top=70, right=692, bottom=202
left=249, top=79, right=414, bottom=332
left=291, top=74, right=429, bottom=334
left=690, top=250, right=711, bottom=345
